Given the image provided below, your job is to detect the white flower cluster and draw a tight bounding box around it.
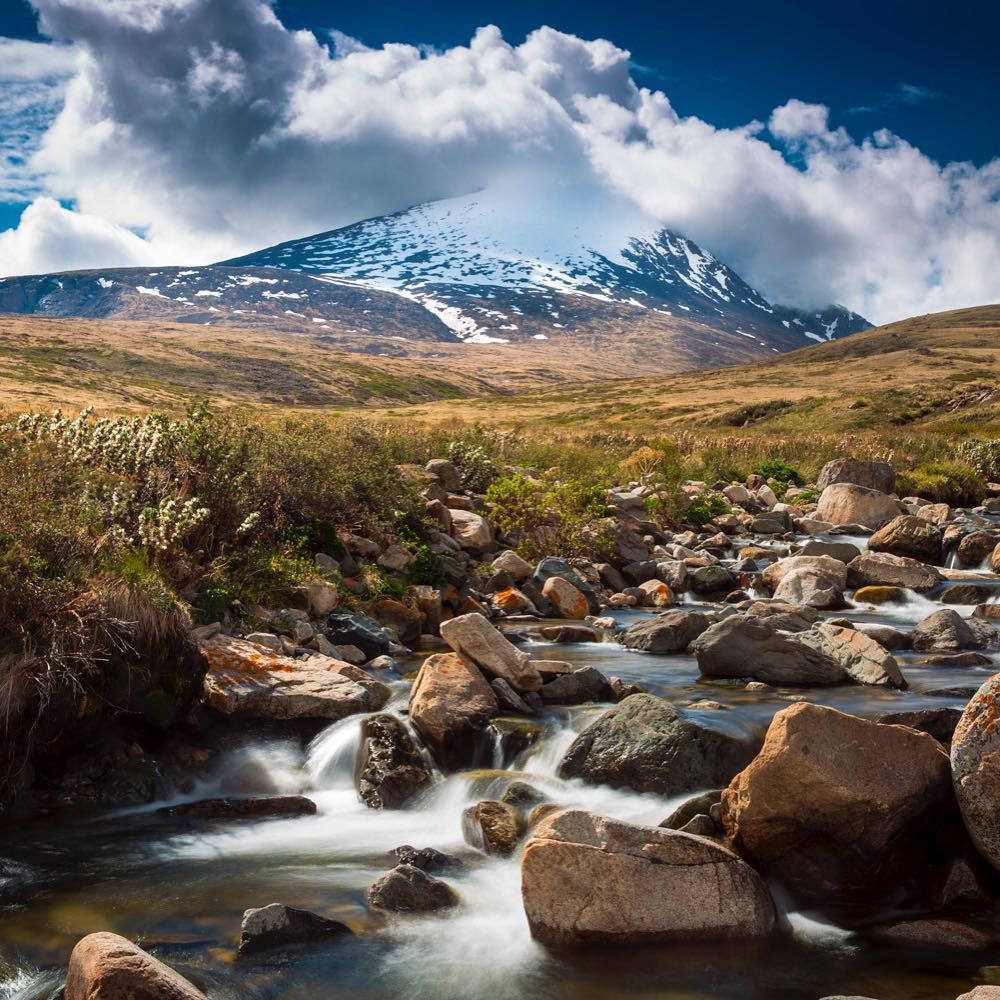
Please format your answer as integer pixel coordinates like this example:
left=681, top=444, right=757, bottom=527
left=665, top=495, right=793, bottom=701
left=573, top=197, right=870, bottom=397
left=15, top=407, right=180, bottom=479
left=138, top=497, right=211, bottom=553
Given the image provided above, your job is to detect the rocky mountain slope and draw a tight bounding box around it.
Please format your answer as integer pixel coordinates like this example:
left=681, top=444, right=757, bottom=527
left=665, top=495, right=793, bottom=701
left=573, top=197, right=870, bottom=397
left=225, top=187, right=870, bottom=350
left=0, top=187, right=869, bottom=365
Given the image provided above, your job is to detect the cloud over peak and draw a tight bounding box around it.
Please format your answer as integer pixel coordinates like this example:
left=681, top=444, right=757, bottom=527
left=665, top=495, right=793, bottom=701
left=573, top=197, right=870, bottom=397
left=0, top=0, right=996, bottom=325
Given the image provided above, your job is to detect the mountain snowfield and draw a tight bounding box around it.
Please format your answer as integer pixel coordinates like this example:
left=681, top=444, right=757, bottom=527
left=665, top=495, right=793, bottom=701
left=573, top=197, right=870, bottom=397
left=226, top=185, right=870, bottom=348
left=0, top=184, right=870, bottom=365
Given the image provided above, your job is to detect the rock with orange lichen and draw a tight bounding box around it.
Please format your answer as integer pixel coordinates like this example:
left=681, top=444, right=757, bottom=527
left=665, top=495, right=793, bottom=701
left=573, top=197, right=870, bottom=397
left=952, top=674, right=1000, bottom=873
left=200, top=635, right=390, bottom=720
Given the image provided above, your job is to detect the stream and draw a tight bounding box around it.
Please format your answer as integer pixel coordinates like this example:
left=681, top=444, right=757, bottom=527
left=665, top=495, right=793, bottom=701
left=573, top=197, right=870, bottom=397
left=2, top=537, right=1000, bottom=999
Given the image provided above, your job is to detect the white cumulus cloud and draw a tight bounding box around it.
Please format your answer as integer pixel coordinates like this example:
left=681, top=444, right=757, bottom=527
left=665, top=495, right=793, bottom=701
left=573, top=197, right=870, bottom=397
left=0, top=0, right=995, bottom=325
left=0, top=197, right=156, bottom=276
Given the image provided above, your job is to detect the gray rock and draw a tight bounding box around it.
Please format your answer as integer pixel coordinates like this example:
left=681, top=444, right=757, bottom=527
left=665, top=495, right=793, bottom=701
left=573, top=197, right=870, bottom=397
left=366, top=864, right=459, bottom=912
left=619, top=610, right=710, bottom=653
left=239, top=903, right=351, bottom=955
left=817, top=457, right=896, bottom=493
left=690, top=615, right=846, bottom=686
left=390, top=845, right=463, bottom=872
left=558, top=694, right=759, bottom=796
left=491, top=677, right=536, bottom=715
left=355, top=714, right=432, bottom=809
left=540, top=666, right=610, bottom=705
left=688, top=565, right=738, bottom=594
left=912, top=609, right=978, bottom=651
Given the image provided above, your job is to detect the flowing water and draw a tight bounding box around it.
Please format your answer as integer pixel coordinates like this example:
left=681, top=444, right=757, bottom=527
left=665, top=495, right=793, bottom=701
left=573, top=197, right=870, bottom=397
left=2, top=554, right=1000, bottom=998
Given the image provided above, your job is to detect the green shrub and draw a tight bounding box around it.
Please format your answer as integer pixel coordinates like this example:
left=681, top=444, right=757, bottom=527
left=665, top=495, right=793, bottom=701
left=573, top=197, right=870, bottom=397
left=406, top=543, right=446, bottom=587
left=896, top=463, right=985, bottom=506
left=753, top=459, right=803, bottom=486
left=486, top=473, right=612, bottom=562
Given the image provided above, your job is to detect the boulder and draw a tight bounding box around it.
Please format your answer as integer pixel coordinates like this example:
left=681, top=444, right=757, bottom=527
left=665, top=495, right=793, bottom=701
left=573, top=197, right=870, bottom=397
left=618, top=610, right=710, bottom=654
left=773, top=563, right=847, bottom=610
left=797, top=539, right=862, bottom=564
left=540, top=666, right=610, bottom=705
left=796, top=623, right=907, bottom=689
left=302, top=579, right=339, bottom=617
left=689, top=615, right=846, bottom=686
left=951, top=674, right=1000, bottom=874
left=492, top=550, right=533, bottom=583
left=852, top=585, right=907, bottom=605
left=491, top=677, right=535, bottom=715
left=492, top=587, right=537, bottom=615
left=660, top=789, right=723, bottom=831
left=539, top=624, right=598, bottom=643
left=688, top=565, right=738, bottom=594
left=365, top=864, right=459, bottom=912
left=877, top=708, right=962, bottom=747
left=408, top=653, right=498, bottom=771
left=542, top=576, right=589, bottom=619
left=157, top=796, right=316, bottom=821
left=869, top=515, right=944, bottom=564
left=761, top=555, right=844, bottom=592
left=846, top=551, right=941, bottom=592
left=325, top=611, right=393, bottom=659
left=855, top=622, right=912, bottom=651
left=425, top=458, right=462, bottom=492
left=449, top=509, right=492, bottom=551
left=957, top=531, right=998, bottom=568
left=722, top=703, right=953, bottom=907
left=521, top=810, right=775, bottom=945
left=558, top=694, right=759, bottom=796
left=65, top=932, right=205, bottom=999
left=238, top=904, right=351, bottom=955
left=355, top=714, right=433, bottom=809
left=390, top=845, right=463, bottom=872
left=637, top=579, right=675, bottom=607
left=864, top=918, right=992, bottom=950
left=533, top=558, right=599, bottom=613
left=915, top=502, right=952, bottom=524
left=817, top=457, right=896, bottom=494
left=913, top=609, right=978, bottom=651
left=815, top=483, right=902, bottom=529
left=439, top=613, right=541, bottom=692
left=992, top=542, right=1000, bottom=574
left=200, top=636, right=389, bottom=721
left=462, top=799, right=524, bottom=855
left=957, top=989, right=1000, bottom=1000
left=743, top=601, right=818, bottom=632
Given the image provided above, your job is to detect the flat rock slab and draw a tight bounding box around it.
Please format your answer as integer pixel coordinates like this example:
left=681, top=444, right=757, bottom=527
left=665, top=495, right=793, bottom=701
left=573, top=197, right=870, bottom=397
left=521, top=809, right=774, bottom=946
left=201, top=635, right=389, bottom=720
left=158, top=796, right=316, bottom=820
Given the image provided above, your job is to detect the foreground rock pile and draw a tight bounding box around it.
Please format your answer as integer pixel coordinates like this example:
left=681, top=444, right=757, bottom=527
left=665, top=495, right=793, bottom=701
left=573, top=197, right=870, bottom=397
left=42, top=455, right=1000, bottom=998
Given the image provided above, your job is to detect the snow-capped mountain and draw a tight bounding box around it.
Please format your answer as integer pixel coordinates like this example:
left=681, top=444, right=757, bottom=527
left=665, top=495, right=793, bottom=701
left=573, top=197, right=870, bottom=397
left=224, top=185, right=870, bottom=349
left=0, top=185, right=870, bottom=368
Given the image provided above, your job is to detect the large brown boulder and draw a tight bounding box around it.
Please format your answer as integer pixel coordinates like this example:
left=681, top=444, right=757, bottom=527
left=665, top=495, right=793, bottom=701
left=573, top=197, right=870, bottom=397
left=66, top=932, right=205, bottom=999
left=439, top=612, right=541, bottom=692
left=869, top=515, right=944, bottom=564
left=818, top=457, right=896, bottom=494
left=689, top=615, right=846, bottom=686
left=951, top=674, right=1000, bottom=874
left=846, top=551, right=942, bottom=592
left=408, top=653, right=498, bottom=770
left=815, top=483, right=902, bottom=529
left=557, top=694, right=759, bottom=796
left=521, top=809, right=775, bottom=945
left=201, top=636, right=390, bottom=720
left=772, top=562, right=848, bottom=610
left=722, top=703, right=953, bottom=907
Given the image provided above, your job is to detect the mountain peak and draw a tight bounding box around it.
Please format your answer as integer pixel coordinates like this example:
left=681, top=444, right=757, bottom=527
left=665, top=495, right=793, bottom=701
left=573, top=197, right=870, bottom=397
left=224, top=185, right=870, bottom=348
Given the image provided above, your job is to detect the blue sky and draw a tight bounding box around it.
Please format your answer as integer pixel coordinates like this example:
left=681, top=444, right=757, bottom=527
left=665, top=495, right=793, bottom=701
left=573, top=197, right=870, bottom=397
left=0, top=0, right=998, bottom=322
left=5, top=0, right=995, bottom=166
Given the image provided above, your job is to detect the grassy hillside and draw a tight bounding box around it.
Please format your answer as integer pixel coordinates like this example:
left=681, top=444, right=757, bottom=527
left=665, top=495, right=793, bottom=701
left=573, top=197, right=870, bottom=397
left=376, top=305, right=1000, bottom=436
